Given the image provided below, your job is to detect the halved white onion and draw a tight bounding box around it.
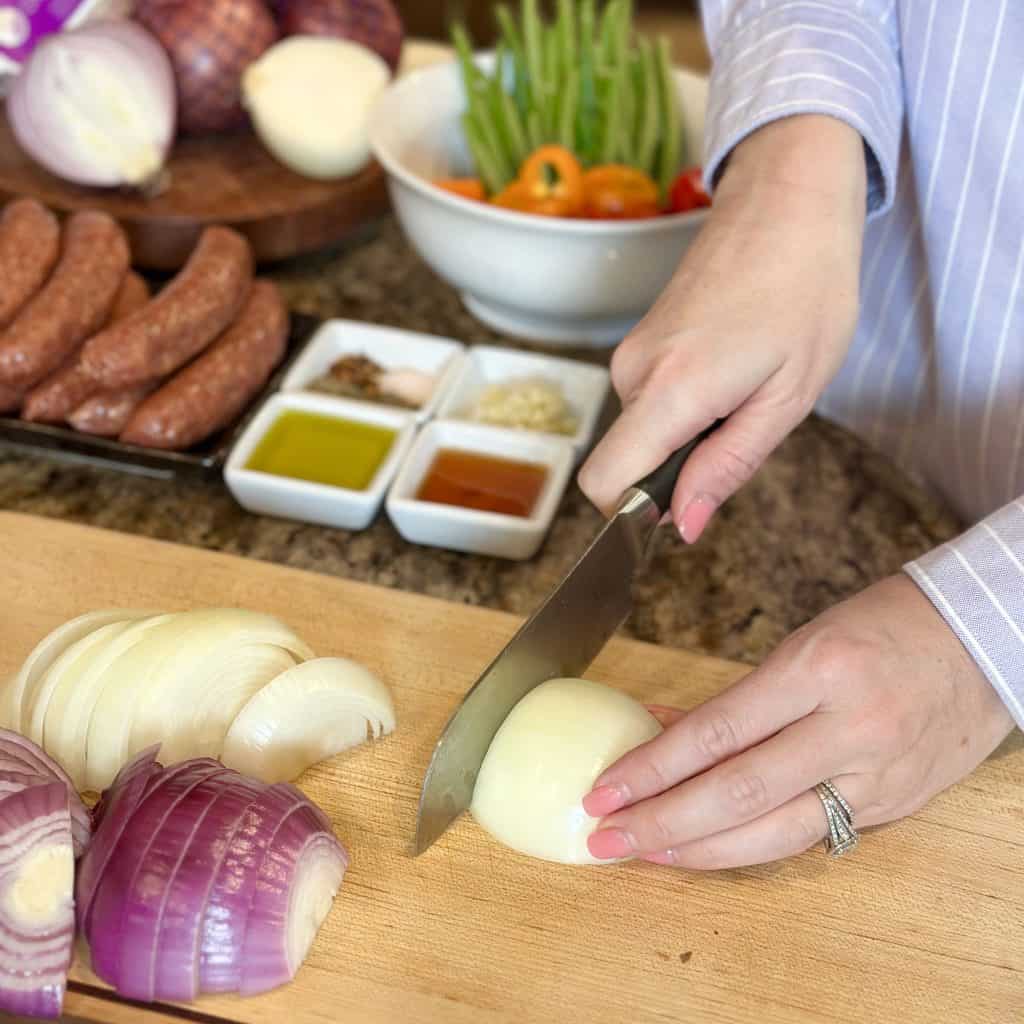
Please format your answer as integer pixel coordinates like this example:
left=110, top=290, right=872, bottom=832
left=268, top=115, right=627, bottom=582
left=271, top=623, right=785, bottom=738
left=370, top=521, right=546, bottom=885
left=221, top=657, right=396, bottom=783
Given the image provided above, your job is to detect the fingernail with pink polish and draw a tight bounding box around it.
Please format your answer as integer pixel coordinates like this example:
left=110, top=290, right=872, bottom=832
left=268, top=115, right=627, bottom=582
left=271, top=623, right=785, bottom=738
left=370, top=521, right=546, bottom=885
left=587, top=828, right=633, bottom=860
left=679, top=494, right=717, bottom=544
left=583, top=784, right=628, bottom=818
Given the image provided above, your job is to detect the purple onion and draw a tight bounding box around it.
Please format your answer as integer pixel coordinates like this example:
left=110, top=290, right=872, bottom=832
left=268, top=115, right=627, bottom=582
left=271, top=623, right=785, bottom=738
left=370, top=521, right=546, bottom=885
left=86, top=761, right=227, bottom=989
left=0, top=782, right=75, bottom=1020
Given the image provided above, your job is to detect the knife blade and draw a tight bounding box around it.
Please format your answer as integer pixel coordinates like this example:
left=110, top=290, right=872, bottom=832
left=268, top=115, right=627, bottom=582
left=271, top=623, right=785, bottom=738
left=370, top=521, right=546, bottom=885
left=413, top=420, right=723, bottom=856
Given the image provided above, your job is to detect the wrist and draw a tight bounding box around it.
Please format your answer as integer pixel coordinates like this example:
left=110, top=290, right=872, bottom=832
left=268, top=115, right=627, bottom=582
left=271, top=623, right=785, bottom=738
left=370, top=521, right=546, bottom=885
left=715, top=115, right=868, bottom=223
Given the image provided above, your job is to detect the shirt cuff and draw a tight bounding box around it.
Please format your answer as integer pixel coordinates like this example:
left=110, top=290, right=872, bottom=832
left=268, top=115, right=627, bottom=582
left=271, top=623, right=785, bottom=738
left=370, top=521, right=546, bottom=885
left=904, top=499, right=1024, bottom=730
left=703, top=3, right=904, bottom=218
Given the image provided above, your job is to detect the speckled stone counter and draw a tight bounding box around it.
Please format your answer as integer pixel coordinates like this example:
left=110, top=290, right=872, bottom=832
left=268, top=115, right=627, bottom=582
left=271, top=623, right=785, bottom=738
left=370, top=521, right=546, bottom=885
left=0, top=222, right=961, bottom=665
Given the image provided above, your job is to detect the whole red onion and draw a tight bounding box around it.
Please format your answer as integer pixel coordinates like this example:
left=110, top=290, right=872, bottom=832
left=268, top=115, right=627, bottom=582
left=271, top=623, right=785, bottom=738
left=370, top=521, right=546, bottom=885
left=136, top=0, right=279, bottom=135
left=278, top=0, right=404, bottom=73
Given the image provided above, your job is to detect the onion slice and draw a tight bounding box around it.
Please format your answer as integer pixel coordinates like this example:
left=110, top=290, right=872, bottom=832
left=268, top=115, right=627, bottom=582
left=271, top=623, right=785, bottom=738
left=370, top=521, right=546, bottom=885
left=0, top=731, right=90, bottom=859
left=0, top=782, right=75, bottom=1021
left=221, top=657, right=396, bottom=783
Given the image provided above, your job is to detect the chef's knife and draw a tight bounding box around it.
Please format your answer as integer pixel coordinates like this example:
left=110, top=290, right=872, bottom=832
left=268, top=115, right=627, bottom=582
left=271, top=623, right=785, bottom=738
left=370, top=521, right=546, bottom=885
left=413, top=420, right=723, bottom=855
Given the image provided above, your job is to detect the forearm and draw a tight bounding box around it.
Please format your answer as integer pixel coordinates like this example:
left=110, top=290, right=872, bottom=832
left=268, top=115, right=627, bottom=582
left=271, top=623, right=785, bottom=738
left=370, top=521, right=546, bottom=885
left=905, top=499, right=1024, bottom=729
left=700, top=0, right=904, bottom=216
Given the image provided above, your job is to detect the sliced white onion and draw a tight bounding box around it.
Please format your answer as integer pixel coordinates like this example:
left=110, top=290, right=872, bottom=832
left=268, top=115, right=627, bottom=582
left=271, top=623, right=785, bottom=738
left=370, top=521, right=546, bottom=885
left=42, top=615, right=174, bottom=791
left=221, top=657, right=396, bottom=783
left=86, top=610, right=314, bottom=792
left=24, top=614, right=156, bottom=749
left=7, top=20, right=176, bottom=190
left=471, top=678, right=663, bottom=866
left=2, top=610, right=147, bottom=735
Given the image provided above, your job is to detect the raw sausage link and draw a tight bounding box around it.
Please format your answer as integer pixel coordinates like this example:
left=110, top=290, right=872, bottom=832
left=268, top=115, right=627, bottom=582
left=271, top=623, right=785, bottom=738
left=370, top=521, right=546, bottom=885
left=0, top=210, right=130, bottom=390
left=22, top=272, right=151, bottom=424
left=80, top=226, right=253, bottom=390
left=0, top=199, right=60, bottom=330
left=121, top=279, right=288, bottom=451
left=68, top=385, right=154, bottom=437
left=0, top=383, right=22, bottom=415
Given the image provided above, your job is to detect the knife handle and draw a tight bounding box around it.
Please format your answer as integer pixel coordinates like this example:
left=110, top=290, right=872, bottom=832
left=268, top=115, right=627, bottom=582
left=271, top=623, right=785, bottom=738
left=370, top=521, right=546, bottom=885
left=632, top=420, right=725, bottom=516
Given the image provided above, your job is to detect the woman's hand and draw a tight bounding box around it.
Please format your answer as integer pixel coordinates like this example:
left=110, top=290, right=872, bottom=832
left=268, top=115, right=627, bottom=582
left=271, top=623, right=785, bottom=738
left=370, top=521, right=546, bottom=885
left=582, top=575, right=1015, bottom=868
left=578, top=115, right=867, bottom=540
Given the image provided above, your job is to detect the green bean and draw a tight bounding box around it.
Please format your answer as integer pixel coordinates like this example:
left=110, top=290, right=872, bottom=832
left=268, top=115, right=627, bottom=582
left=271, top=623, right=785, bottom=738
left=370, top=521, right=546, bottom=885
left=559, top=69, right=580, bottom=150
left=598, top=0, right=621, bottom=68
left=543, top=27, right=561, bottom=137
left=473, top=105, right=515, bottom=187
left=527, top=109, right=545, bottom=152
left=629, top=52, right=645, bottom=165
left=556, top=0, right=577, bottom=87
left=578, top=0, right=599, bottom=164
left=452, top=22, right=487, bottom=124
left=616, top=61, right=636, bottom=164
left=600, top=68, right=622, bottom=164
left=636, top=37, right=660, bottom=176
left=490, top=45, right=527, bottom=171
left=522, top=0, right=545, bottom=119
left=499, top=89, right=531, bottom=170
left=462, top=113, right=506, bottom=196
left=655, top=36, right=681, bottom=198
left=495, top=5, right=531, bottom=115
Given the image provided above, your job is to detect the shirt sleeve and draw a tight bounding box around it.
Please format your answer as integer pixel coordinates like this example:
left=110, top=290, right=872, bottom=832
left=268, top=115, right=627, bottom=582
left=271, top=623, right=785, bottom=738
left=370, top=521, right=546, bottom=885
left=700, top=0, right=905, bottom=216
left=904, top=499, right=1024, bottom=730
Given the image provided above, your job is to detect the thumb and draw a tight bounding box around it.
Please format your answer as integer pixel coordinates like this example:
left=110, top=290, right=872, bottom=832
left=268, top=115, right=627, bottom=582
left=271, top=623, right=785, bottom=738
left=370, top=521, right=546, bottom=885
left=670, top=388, right=810, bottom=542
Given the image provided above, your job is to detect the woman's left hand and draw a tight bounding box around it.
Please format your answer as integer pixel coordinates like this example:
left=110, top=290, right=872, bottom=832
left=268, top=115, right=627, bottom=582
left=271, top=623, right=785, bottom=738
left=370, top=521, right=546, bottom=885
left=583, top=575, right=1016, bottom=868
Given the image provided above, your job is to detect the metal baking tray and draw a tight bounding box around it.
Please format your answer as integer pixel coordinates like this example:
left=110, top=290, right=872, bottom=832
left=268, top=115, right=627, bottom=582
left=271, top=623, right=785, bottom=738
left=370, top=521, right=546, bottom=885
left=0, top=312, right=320, bottom=481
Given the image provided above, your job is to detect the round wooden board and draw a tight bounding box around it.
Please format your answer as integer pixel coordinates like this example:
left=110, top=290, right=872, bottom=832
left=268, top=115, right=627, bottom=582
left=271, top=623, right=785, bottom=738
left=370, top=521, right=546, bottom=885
left=0, top=105, right=391, bottom=270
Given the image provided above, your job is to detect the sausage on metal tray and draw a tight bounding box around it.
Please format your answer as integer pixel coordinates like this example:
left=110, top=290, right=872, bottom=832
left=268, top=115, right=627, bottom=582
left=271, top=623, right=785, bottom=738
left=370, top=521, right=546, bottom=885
left=22, top=271, right=152, bottom=424
left=68, top=385, right=154, bottom=437
left=120, top=279, right=288, bottom=451
left=0, top=198, right=60, bottom=330
left=80, top=226, right=253, bottom=390
left=0, top=210, right=130, bottom=390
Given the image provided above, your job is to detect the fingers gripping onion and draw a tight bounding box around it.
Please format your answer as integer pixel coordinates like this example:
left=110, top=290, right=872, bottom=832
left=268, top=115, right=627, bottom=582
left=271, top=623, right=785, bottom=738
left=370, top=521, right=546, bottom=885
left=79, top=755, right=347, bottom=1003
left=222, top=657, right=396, bottom=783
left=470, top=678, right=663, bottom=865
left=0, top=782, right=75, bottom=1020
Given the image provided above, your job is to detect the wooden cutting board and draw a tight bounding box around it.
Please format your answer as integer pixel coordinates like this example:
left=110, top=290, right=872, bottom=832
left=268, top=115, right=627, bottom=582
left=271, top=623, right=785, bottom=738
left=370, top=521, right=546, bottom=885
left=1, top=511, right=1022, bottom=1024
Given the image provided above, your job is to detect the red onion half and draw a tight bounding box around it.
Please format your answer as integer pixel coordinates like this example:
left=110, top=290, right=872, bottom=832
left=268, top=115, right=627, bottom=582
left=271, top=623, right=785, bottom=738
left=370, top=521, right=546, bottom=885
left=278, top=0, right=404, bottom=72
left=7, top=20, right=176, bottom=190
left=79, top=755, right=348, bottom=1004
left=0, top=781, right=75, bottom=1021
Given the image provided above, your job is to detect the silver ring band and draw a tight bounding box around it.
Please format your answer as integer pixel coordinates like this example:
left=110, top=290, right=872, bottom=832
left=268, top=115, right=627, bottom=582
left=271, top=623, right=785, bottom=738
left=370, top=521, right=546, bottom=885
left=815, top=779, right=859, bottom=857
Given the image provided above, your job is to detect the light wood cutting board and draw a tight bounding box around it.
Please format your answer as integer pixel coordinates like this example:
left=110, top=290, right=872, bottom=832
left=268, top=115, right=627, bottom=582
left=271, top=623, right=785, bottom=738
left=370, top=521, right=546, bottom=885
left=1, top=511, right=1021, bottom=1024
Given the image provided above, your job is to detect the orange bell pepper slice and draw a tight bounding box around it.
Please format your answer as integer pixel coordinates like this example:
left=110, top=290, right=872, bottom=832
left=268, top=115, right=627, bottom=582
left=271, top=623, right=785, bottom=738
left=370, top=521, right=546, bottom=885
left=511, top=145, right=586, bottom=217
left=435, top=178, right=487, bottom=202
left=582, top=165, right=662, bottom=220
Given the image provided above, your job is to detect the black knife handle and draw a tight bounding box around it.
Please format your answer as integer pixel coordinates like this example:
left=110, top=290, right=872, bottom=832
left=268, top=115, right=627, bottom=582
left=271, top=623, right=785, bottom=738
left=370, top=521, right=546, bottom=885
left=632, top=419, right=725, bottom=516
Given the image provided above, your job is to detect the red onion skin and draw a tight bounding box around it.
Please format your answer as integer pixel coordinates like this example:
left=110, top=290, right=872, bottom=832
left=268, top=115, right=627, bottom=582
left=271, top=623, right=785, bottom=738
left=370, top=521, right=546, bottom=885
left=197, top=783, right=308, bottom=993
left=277, top=0, right=404, bottom=72
left=240, top=811, right=347, bottom=995
left=86, top=761, right=227, bottom=989
left=153, top=776, right=266, bottom=1002
left=0, top=782, right=74, bottom=1021
left=136, top=0, right=279, bottom=135
left=0, top=730, right=90, bottom=858
left=77, top=747, right=161, bottom=934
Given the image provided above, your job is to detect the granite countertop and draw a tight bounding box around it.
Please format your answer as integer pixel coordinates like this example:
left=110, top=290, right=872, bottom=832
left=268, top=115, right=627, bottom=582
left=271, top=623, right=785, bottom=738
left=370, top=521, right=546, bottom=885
left=0, top=221, right=961, bottom=665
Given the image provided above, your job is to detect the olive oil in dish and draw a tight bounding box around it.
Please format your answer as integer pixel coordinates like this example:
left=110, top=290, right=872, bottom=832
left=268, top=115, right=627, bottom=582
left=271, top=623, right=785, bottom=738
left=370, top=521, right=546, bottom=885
left=246, top=410, right=396, bottom=491
left=416, top=449, right=548, bottom=518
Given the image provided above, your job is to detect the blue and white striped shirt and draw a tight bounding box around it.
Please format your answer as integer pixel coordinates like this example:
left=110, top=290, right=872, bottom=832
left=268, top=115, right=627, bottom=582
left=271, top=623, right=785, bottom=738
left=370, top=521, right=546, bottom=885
left=701, top=1, right=1024, bottom=724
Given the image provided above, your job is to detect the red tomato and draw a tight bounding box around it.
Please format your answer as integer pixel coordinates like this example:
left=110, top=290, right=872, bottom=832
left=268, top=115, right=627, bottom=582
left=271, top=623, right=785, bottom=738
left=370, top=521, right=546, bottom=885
left=669, top=166, right=712, bottom=213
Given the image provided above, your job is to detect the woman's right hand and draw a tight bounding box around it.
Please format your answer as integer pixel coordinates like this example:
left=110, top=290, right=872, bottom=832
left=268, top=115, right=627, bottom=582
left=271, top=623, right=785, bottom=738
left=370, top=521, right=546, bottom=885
left=578, top=115, right=869, bottom=540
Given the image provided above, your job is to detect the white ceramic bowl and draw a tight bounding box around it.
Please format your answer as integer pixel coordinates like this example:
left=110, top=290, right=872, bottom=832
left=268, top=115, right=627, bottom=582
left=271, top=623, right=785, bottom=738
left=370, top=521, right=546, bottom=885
left=280, top=319, right=466, bottom=423
left=225, top=392, right=417, bottom=531
left=369, top=57, right=709, bottom=347
left=386, top=420, right=574, bottom=560
left=437, top=345, right=610, bottom=460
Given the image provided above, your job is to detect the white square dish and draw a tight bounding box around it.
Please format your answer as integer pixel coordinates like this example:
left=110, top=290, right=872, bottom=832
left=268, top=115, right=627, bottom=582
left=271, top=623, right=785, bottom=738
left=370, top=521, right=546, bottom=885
left=280, top=319, right=466, bottom=423
left=386, top=420, right=575, bottom=561
left=435, top=345, right=610, bottom=458
left=225, top=392, right=417, bottom=531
